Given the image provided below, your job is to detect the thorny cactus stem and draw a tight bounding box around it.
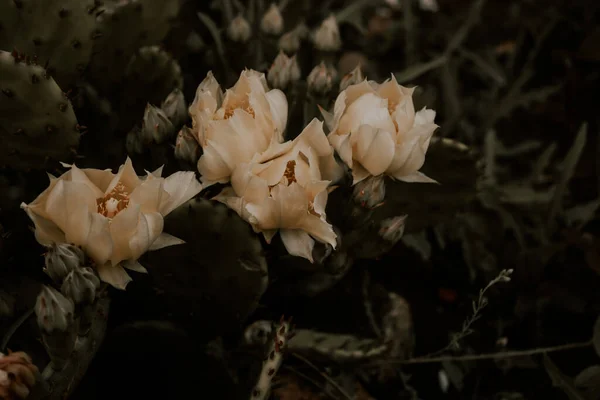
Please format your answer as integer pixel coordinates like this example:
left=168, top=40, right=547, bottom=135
left=250, top=316, right=294, bottom=400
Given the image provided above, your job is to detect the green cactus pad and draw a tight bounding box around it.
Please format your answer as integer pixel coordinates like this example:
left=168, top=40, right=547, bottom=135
left=143, top=198, right=268, bottom=337
left=89, top=0, right=181, bottom=93
left=0, top=0, right=99, bottom=89
left=0, top=51, right=80, bottom=170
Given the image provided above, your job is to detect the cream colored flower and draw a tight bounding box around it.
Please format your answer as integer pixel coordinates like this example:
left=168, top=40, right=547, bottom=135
left=189, top=70, right=288, bottom=187
left=322, top=76, right=438, bottom=185
left=216, top=119, right=341, bottom=262
left=313, top=15, right=342, bottom=52
left=21, top=158, right=202, bottom=290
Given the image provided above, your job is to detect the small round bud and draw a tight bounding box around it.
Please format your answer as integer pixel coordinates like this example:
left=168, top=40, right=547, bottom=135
left=142, top=104, right=175, bottom=144
left=260, top=3, right=284, bottom=35
left=160, top=88, right=187, bottom=127
left=379, top=215, right=407, bottom=243
left=313, top=15, right=342, bottom=52
left=353, top=175, right=385, bottom=208
left=35, top=285, right=74, bottom=334
left=307, top=62, right=337, bottom=94
left=227, top=14, right=252, bottom=43
left=174, top=126, right=200, bottom=164
left=61, top=267, right=100, bottom=305
left=278, top=23, right=307, bottom=53
left=267, top=51, right=301, bottom=90
left=44, top=243, right=84, bottom=284
left=0, top=291, right=15, bottom=319
left=340, top=64, right=365, bottom=91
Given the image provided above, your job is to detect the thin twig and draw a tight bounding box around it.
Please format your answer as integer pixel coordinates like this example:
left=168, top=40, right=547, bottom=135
left=370, top=339, right=592, bottom=365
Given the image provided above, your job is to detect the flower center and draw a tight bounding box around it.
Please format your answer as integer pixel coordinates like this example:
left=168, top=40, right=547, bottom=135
left=96, top=181, right=130, bottom=218
left=222, top=104, right=256, bottom=119
left=283, top=160, right=297, bottom=184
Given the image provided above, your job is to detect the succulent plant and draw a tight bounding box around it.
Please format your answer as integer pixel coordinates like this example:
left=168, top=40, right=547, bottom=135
left=0, top=50, right=80, bottom=170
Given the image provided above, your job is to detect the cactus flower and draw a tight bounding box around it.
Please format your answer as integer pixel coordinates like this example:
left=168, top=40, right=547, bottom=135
left=21, top=158, right=202, bottom=289
left=216, top=119, right=341, bottom=262
left=322, top=76, right=438, bottom=185
left=190, top=70, right=288, bottom=187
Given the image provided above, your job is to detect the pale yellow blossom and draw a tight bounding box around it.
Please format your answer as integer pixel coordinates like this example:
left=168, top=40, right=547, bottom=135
left=189, top=70, right=288, bottom=187
left=322, top=76, right=438, bottom=184
left=21, top=158, right=202, bottom=289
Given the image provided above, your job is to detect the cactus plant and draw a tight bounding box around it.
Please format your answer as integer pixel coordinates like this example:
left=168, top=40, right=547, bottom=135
left=0, top=51, right=80, bottom=170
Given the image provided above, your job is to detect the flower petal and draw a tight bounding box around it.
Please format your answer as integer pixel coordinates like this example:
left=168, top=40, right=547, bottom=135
left=264, top=89, right=288, bottom=141
left=128, top=212, right=164, bottom=260
left=96, top=262, right=132, bottom=290
left=105, top=157, right=141, bottom=194
left=349, top=125, right=396, bottom=176
left=20, top=204, right=66, bottom=245
left=122, top=259, right=148, bottom=273
left=148, top=233, right=185, bottom=250
left=84, top=213, right=113, bottom=265
left=129, top=176, right=163, bottom=213
left=280, top=229, right=315, bottom=262
left=395, top=170, right=438, bottom=183
left=159, top=171, right=203, bottom=215
left=109, top=204, right=141, bottom=265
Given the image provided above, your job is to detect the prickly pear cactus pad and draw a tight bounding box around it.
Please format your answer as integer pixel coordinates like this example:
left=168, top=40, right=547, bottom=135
left=0, top=0, right=99, bottom=89
left=0, top=51, right=80, bottom=170
left=88, top=0, right=181, bottom=92
left=142, top=198, right=268, bottom=336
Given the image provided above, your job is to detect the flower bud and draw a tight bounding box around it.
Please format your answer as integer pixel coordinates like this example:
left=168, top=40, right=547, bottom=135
left=61, top=267, right=100, bottom=305
left=353, top=175, right=386, bottom=208
left=278, top=23, right=308, bottom=53
left=340, top=64, right=365, bottom=91
left=160, top=88, right=187, bottom=127
left=36, top=285, right=74, bottom=334
left=0, top=351, right=38, bottom=399
left=307, top=62, right=337, bottom=94
left=35, top=286, right=76, bottom=369
left=267, top=51, right=300, bottom=90
left=379, top=215, right=407, bottom=243
left=0, top=291, right=15, bottom=319
left=313, top=15, right=342, bottom=51
left=142, top=104, right=175, bottom=144
left=260, top=3, right=284, bottom=35
left=419, top=0, right=439, bottom=12
left=174, top=126, right=200, bottom=164
left=44, top=243, right=84, bottom=284
left=126, top=126, right=144, bottom=154
left=227, top=14, right=252, bottom=43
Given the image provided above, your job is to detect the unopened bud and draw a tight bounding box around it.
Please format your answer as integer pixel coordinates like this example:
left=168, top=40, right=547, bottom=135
left=267, top=51, right=301, bottom=90
left=340, top=64, right=365, bottom=91
left=61, top=267, right=100, bottom=305
left=278, top=23, right=308, bottom=54
left=419, top=0, right=439, bottom=12
left=227, top=14, right=252, bottom=43
left=260, top=3, right=284, bottom=35
left=35, top=286, right=76, bottom=369
left=313, top=15, right=342, bottom=51
left=174, top=126, right=200, bottom=164
left=353, top=175, right=385, bottom=208
left=0, top=291, right=15, bottom=318
left=379, top=215, right=407, bottom=243
left=44, top=243, right=84, bottom=284
left=126, top=126, right=144, bottom=154
left=307, top=62, right=337, bottom=94
left=142, top=104, right=175, bottom=144
left=61, top=267, right=100, bottom=336
left=161, top=88, right=187, bottom=127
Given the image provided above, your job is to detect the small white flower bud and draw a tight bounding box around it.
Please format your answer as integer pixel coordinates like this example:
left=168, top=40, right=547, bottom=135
left=267, top=51, right=300, bottom=90
left=227, top=14, right=252, bottom=43
left=313, top=15, right=342, bottom=51
left=340, top=64, right=365, bottom=91
left=35, top=286, right=74, bottom=334
left=44, top=243, right=84, bottom=284
left=353, top=175, right=385, bottom=208
left=174, top=126, right=200, bottom=164
left=307, top=62, right=337, bottom=94
left=160, top=88, right=187, bottom=127
left=379, top=215, right=407, bottom=243
left=260, top=3, right=284, bottom=35
left=61, top=267, right=100, bottom=305
left=142, top=104, right=175, bottom=144
left=278, top=23, right=308, bottom=53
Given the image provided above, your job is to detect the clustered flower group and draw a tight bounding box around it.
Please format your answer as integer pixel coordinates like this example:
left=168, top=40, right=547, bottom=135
left=188, top=70, right=437, bottom=262
left=22, top=69, right=437, bottom=289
